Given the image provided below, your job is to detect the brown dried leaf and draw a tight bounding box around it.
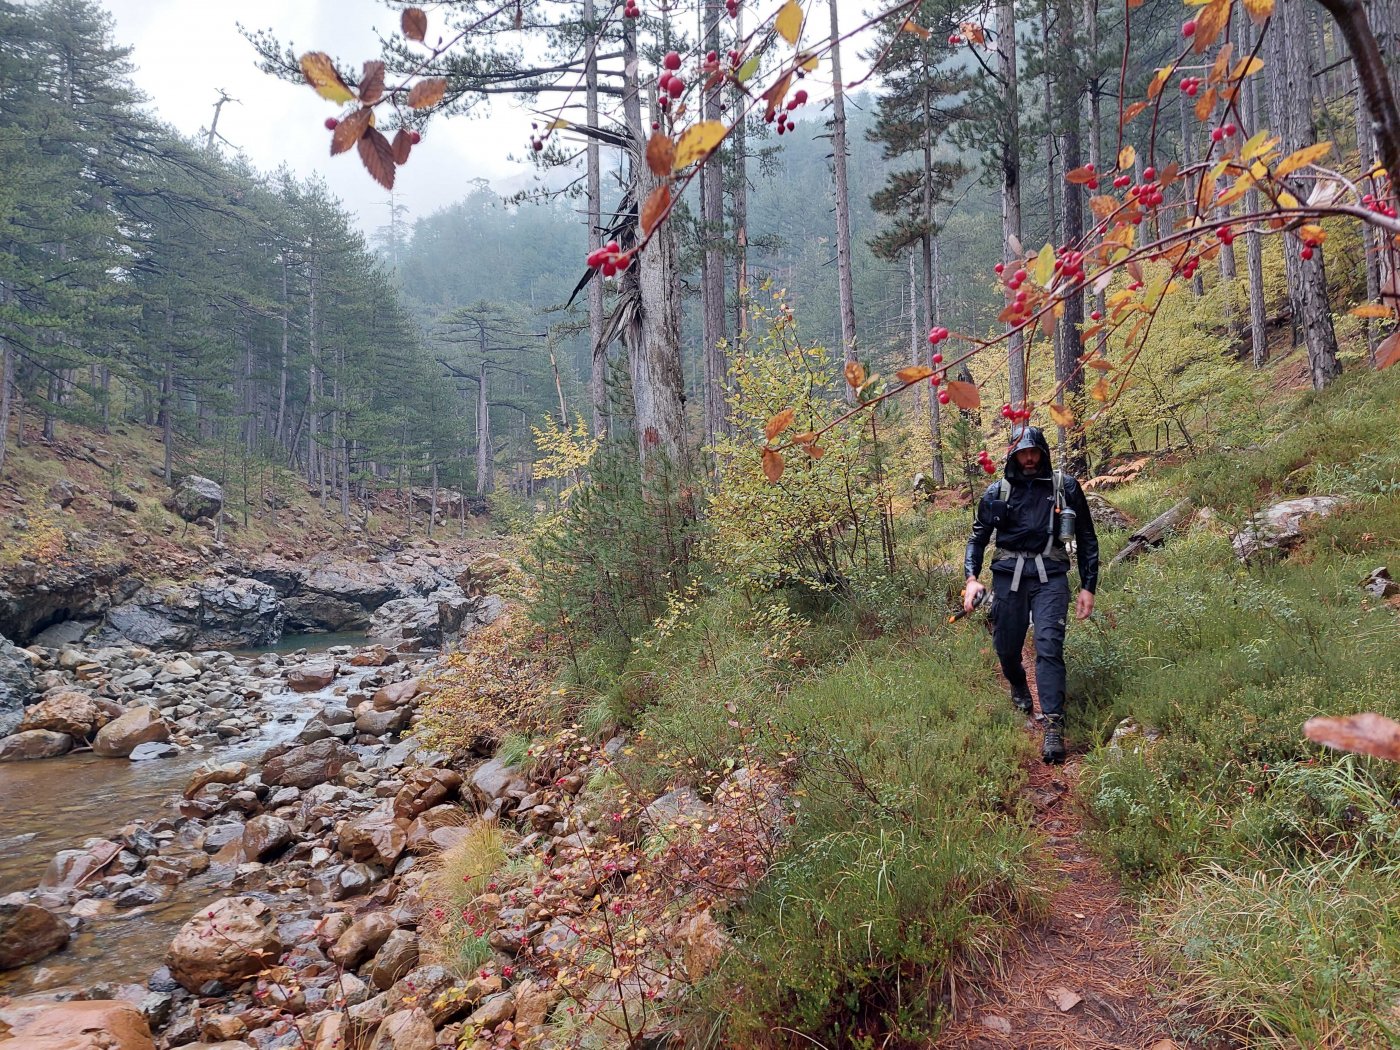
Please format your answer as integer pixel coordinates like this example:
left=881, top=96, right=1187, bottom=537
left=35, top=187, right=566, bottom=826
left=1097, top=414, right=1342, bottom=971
left=1350, top=303, right=1395, bottom=319
left=357, top=127, right=396, bottom=189
left=1209, top=42, right=1234, bottom=86
left=764, top=407, right=796, bottom=441
left=391, top=128, right=413, bottom=164
left=763, top=73, right=792, bottom=119
left=945, top=380, right=980, bottom=411
left=331, top=107, right=373, bottom=155
left=1193, top=0, right=1232, bottom=53
left=1085, top=357, right=1115, bottom=371
left=1377, top=330, right=1400, bottom=370
left=1090, top=377, right=1111, bottom=401
left=1050, top=987, right=1083, bottom=1013
left=407, top=77, right=448, bottom=110
left=1241, top=0, right=1274, bottom=24
left=844, top=360, right=866, bottom=389
left=896, top=365, right=934, bottom=384
left=1194, top=86, right=1218, bottom=123
left=804, top=444, right=826, bottom=459
left=761, top=448, right=785, bottom=482
left=792, top=431, right=817, bottom=444
left=646, top=133, right=675, bottom=176
left=1304, top=713, right=1400, bottom=761
left=1049, top=403, right=1075, bottom=427
left=641, top=184, right=671, bottom=236
left=901, top=19, right=930, bottom=39
left=1065, top=165, right=1097, bottom=185
left=1089, top=194, right=1120, bottom=220
left=402, top=7, right=428, bottom=42
left=1122, top=101, right=1149, bottom=125
left=360, top=60, right=385, bottom=105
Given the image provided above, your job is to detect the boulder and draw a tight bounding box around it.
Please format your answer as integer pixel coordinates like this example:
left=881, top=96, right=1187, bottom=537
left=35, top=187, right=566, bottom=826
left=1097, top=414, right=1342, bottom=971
left=164, top=475, right=223, bottom=522
left=1232, top=495, right=1346, bottom=562
left=369, top=929, right=419, bottom=990
left=0, top=728, right=73, bottom=761
left=0, top=634, right=36, bottom=737
left=367, top=1008, right=435, bottom=1050
left=262, top=738, right=353, bottom=789
left=393, top=768, right=463, bottom=821
left=355, top=705, right=409, bottom=737
left=0, top=898, right=71, bottom=969
left=329, top=911, right=398, bottom=969
left=184, top=761, right=250, bottom=798
left=129, top=741, right=178, bottom=761
left=339, top=806, right=409, bottom=867
left=349, top=645, right=391, bottom=667
left=19, top=690, right=104, bottom=737
left=46, top=477, right=77, bottom=508
left=102, top=577, right=283, bottom=650
left=93, top=707, right=169, bottom=758
left=166, top=896, right=283, bottom=992
left=241, top=815, right=294, bottom=862
left=0, top=999, right=154, bottom=1050
left=287, top=664, right=336, bottom=693
left=39, top=841, right=121, bottom=890
left=1362, top=566, right=1400, bottom=600
left=468, top=759, right=527, bottom=807
left=369, top=585, right=472, bottom=649
left=0, top=556, right=137, bottom=646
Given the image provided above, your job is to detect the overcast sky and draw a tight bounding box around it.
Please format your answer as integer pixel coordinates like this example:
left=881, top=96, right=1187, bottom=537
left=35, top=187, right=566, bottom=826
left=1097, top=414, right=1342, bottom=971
left=99, top=0, right=879, bottom=238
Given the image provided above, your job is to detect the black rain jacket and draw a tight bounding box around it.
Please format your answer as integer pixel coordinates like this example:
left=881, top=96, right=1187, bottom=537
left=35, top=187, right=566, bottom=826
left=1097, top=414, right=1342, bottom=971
left=963, top=426, right=1100, bottom=593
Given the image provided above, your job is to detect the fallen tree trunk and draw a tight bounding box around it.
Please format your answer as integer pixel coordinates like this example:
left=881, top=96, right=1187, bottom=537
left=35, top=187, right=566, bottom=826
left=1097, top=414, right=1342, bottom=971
left=1107, top=499, right=1193, bottom=570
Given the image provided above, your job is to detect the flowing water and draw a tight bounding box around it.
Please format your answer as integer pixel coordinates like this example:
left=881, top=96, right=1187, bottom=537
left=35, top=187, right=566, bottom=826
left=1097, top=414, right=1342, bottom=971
left=0, top=638, right=381, bottom=995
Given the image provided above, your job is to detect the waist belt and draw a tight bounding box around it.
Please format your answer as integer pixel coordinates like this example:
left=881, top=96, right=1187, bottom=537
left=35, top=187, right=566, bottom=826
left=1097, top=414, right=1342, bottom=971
left=995, top=542, right=1069, bottom=592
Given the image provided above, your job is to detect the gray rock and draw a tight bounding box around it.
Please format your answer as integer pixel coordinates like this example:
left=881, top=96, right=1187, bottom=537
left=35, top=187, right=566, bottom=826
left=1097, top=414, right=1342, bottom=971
left=30, top=619, right=95, bottom=649
left=1361, top=566, right=1399, bottom=599
left=1232, top=496, right=1347, bottom=562
left=0, top=729, right=73, bottom=761
left=0, top=635, right=36, bottom=737
left=164, top=474, right=224, bottom=522
left=129, top=741, right=179, bottom=761
left=263, top=738, right=354, bottom=789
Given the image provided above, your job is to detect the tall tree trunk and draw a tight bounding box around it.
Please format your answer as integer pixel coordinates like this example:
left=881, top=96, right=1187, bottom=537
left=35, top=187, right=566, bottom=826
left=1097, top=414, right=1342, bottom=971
left=585, top=0, right=608, bottom=437
left=829, top=0, right=858, bottom=403
left=732, top=7, right=749, bottom=347
left=908, top=252, right=922, bottom=412
left=1055, top=0, right=1086, bottom=473
left=1085, top=0, right=1108, bottom=357
left=275, top=256, right=289, bottom=446
left=701, top=0, right=728, bottom=453
left=623, top=21, right=687, bottom=464
left=1272, top=0, right=1341, bottom=388
left=476, top=356, right=492, bottom=495
left=1240, top=9, right=1269, bottom=368
left=920, top=47, right=943, bottom=484
left=996, top=0, right=1027, bottom=408
left=0, top=340, right=13, bottom=476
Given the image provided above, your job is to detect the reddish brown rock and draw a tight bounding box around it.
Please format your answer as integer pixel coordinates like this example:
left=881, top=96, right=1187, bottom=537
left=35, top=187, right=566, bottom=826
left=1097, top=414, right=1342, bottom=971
left=286, top=665, right=336, bottom=692
left=371, top=679, right=419, bottom=711
left=19, top=691, right=104, bottom=737
left=0, top=898, right=71, bottom=969
left=0, top=999, right=154, bottom=1050
left=0, top=729, right=73, bottom=761
left=338, top=806, right=408, bottom=867
left=262, top=738, right=352, bottom=789
left=166, top=896, right=283, bottom=992
left=392, top=768, right=462, bottom=821
left=92, top=707, right=169, bottom=758
left=328, top=911, right=397, bottom=969
left=38, top=841, right=120, bottom=891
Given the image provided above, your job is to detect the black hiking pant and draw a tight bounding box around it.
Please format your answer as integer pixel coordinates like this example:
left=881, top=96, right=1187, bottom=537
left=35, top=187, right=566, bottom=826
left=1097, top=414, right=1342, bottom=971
left=990, top=564, right=1071, bottom=722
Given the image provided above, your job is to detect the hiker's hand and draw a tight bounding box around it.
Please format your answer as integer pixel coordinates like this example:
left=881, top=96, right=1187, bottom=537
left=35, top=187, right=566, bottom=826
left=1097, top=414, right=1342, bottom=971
left=964, top=578, right=985, bottom=612
left=1076, top=589, right=1095, bottom=620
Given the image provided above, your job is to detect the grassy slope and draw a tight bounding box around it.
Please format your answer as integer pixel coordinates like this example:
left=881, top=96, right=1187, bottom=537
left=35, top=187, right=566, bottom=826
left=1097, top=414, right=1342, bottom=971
left=0, top=418, right=488, bottom=584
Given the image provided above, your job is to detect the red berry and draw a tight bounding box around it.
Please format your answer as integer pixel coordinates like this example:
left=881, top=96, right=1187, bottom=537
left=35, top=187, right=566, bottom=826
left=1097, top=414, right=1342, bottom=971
left=983, top=461, right=996, bottom=475
left=663, top=51, right=681, bottom=71
left=706, top=50, right=718, bottom=63
left=793, top=89, right=808, bottom=105
left=932, top=352, right=943, bottom=364
left=651, top=121, right=660, bottom=130
left=938, top=390, right=951, bottom=404
left=324, top=117, right=339, bottom=130
left=948, top=34, right=962, bottom=45
left=1300, top=246, right=1313, bottom=260
left=1114, top=175, right=1130, bottom=188
left=667, top=76, right=685, bottom=98
left=533, top=139, right=544, bottom=151
left=1182, top=18, right=1196, bottom=36
left=1142, top=166, right=1156, bottom=180
left=1224, top=123, right=1237, bottom=136
left=1090, top=310, right=1102, bottom=321
left=409, top=130, right=421, bottom=144
left=1013, top=268, right=1028, bottom=283
left=1211, top=127, right=1225, bottom=142
left=994, top=262, right=1005, bottom=274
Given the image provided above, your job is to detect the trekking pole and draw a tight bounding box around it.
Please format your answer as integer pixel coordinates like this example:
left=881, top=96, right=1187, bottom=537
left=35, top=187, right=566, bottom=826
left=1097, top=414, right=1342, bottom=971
left=948, top=588, right=992, bottom=623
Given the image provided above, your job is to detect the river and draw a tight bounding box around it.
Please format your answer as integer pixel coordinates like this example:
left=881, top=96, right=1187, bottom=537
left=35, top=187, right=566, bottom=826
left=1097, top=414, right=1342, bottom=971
left=0, top=634, right=381, bottom=996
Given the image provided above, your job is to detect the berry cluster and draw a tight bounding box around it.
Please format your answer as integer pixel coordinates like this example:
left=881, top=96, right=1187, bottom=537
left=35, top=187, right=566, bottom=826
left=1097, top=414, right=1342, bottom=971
left=624, top=0, right=640, bottom=17
left=1216, top=223, right=1236, bottom=246
left=975, top=448, right=997, bottom=474
left=948, top=32, right=963, bottom=44
left=725, top=0, right=739, bottom=17
left=1298, top=231, right=1321, bottom=261
left=1081, top=162, right=1100, bottom=191
left=1179, top=75, right=1203, bottom=97
left=1053, top=248, right=1086, bottom=282
left=1209, top=122, right=1238, bottom=143
left=587, top=240, right=632, bottom=277
left=1361, top=193, right=1399, bottom=218
left=766, top=88, right=806, bottom=135
left=1000, top=403, right=1033, bottom=422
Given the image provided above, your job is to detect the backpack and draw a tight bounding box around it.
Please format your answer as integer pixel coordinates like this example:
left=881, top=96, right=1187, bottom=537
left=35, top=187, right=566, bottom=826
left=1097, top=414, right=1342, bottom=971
left=994, top=470, right=1067, bottom=548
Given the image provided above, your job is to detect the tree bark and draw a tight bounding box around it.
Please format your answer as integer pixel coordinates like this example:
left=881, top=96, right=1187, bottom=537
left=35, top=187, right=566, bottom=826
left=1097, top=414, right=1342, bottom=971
left=920, top=45, right=944, bottom=484
left=829, top=0, right=858, bottom=404
left=1239, top=11, right=1270, bottom=368
left=995, top=0, right=1027, bottom=408
left=701, top=0, right=728, bottom=453
left=1055, top=0, right=1085, bottom=473
left=585, top=0, right=608, bottom=437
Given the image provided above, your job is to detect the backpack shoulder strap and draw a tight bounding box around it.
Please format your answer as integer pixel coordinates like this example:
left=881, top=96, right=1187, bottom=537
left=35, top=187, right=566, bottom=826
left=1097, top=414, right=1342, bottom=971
left=997, top=479, right=1010, bottom=502
left=1053, top=470, right=1064, bottom=511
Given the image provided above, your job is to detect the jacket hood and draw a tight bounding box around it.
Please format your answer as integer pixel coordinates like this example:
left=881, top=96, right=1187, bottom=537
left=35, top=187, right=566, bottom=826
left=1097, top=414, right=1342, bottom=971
left=1004, top=425, right=1054, bottom=481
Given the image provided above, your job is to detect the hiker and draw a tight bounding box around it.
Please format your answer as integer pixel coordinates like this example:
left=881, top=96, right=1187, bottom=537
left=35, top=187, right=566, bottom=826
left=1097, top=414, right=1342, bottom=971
left=963, top=425, right=1099, bottom=764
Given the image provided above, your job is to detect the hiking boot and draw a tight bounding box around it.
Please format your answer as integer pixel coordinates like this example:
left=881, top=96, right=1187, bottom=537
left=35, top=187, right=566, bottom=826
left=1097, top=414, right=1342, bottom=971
left=1042, top=720, right=1066, bottom=765
left=1011, top=688, right=1033, bottom=715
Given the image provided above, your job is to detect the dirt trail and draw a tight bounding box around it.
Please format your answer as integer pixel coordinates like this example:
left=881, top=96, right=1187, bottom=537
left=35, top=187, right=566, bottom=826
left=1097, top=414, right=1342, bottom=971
left=932, top=655, right=1181, bottom=1050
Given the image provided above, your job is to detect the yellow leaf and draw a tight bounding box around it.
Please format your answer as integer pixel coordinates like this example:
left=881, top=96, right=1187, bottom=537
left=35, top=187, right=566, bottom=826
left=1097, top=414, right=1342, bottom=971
left=896, top=365, right=934, bottom=384
left=300, top=52, right=355, bottom=104
left=1299, top=223, right=1326, bottom=244
left=844, top=360, right=865, bottom=388
left=1034, top=242, right=1056, bottom=286
left=1275, top=142, right=1332, bottom=178
left=1193, top=0, right=1232, bottom=53
left=1230, top=56, right=1265, bottom=80
left=761, top=449, right=784, bottom=482
left=544, top=118, right=571, bottom=130
left=1090, top=377, right=1112, bottom=401
left=1118, top=145, right=1136, bottom=170
left=945, top=380, right=980, bottom=411
left=645, top=133, right=674, bottom=176
left=673, top=120, right=727, bottom=169
left=901, top=19, right=930, bottom=39
left=1241, top=0, right=1274, bottom=24
left=1351, top=303, right=1394, bottom=319
left=775, top=0, right=803, bottom=45
left=764, top=407, right=796, bottom=441
left=1147, top=66, right=1174, bottom=101
left=1277, top=189, right=1300, bottom=208
left=1049, top=403, right=1075, bottom=427
left=800, top=54, right=819, bottom=71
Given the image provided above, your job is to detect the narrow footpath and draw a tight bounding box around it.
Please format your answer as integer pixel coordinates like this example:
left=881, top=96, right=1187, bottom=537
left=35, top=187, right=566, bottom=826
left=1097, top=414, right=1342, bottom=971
left=932, top=654, right=1183, bottom=1050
